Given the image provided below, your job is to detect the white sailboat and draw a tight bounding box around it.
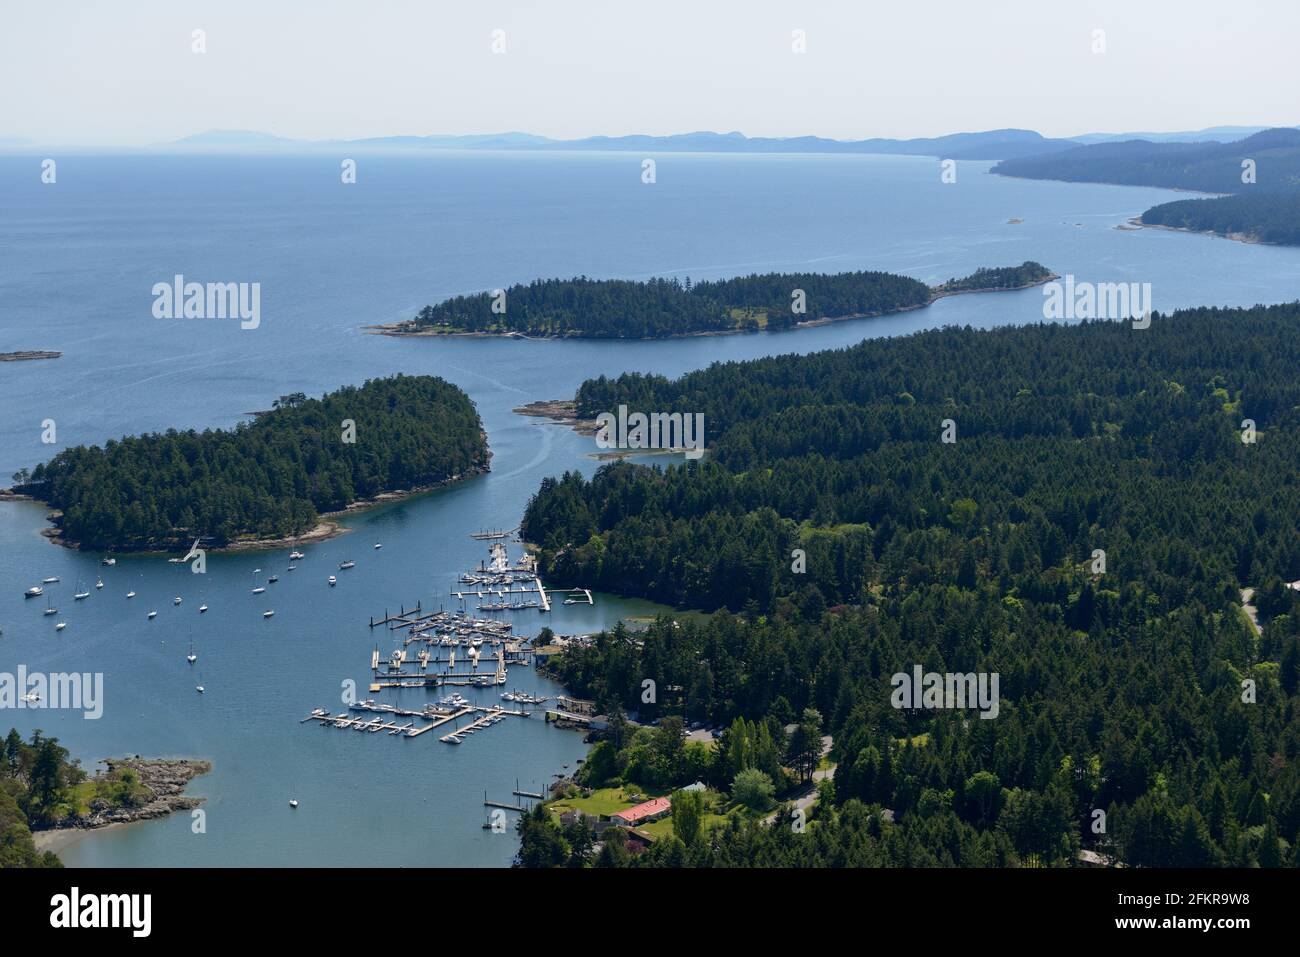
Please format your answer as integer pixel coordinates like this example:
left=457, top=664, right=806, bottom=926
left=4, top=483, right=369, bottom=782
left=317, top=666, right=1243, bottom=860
left=173, top=596, right=183, bottom=605
left=187, top=640, right=197, bottom=664
left=127, top=590, right=136, bottom=598
left=74, top=580, right=90, bottom=600
left=55, top=621, right=66, bottom=631
left=263, top=609, right=275, bottom=618
left=95, top=578, right=104, bottom=590
left=199, top=603, right=208, bottom=613
left=147, top=610, right=157, bottom=619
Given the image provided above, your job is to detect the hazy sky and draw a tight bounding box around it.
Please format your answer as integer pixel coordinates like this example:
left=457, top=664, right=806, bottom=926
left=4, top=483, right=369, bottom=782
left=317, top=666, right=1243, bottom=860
left=2, top=0, right=1297, bottom=145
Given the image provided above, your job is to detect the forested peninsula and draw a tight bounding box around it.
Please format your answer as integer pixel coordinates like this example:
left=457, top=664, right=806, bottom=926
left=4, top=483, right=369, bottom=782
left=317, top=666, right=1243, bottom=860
left=11, top=375, right=489, bottom=551
left=517, top=304, right=1300, bottom=868
left=378, top=263, right=1054, bottom=340
left=993, top=128, right=1300, bottom=246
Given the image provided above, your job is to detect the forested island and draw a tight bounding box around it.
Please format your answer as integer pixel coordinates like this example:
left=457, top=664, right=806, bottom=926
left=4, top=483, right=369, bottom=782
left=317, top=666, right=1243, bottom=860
left=12, top=374, right=489, bottom=551
left=1140, top=191, right=1300, bottom=245
left=518, top=304, right=1300, bottom=867
left=993, top=128, right=1300, bottom=246
left=378, top=263, right=1053, bottom=340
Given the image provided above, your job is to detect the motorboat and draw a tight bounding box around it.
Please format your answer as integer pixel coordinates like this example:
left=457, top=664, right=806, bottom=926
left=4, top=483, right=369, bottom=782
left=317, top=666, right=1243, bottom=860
left=148, top=610, right=158, bottom=619
left=25, top=586, right=43, bottom=598
left=199, top=604, right=208, bottom=613
left=263, top=610, right=275, bottom=618
left=339, top=560, right=356, bottom=570
left=327, top=576, right=337, bottom=586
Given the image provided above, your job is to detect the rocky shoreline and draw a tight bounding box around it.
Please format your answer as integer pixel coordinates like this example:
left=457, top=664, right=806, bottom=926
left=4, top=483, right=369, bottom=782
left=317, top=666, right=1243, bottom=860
left=34, top=758, right=211, bottom=849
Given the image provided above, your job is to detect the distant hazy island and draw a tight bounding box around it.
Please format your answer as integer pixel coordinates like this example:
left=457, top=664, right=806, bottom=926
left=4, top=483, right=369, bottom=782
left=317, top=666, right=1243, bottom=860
left=0, top=351, right=61, bottom=362
left=375, top=262, right=1055, bottom=340
left=993, top=128, right=1300, bottom=246
left=10, top=374, right=489, bottom=552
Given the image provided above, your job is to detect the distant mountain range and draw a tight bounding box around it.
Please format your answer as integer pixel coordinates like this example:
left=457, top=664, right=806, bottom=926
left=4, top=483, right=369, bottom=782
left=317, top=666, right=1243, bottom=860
left=171, top=127, right=1081, bottom=160
left=5, top=124, right=1297, bottom=161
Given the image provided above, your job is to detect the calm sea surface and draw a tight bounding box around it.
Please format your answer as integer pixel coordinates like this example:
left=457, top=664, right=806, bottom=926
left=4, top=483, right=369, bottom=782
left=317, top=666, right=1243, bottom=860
left=1, top=150, right=1298, bottom=865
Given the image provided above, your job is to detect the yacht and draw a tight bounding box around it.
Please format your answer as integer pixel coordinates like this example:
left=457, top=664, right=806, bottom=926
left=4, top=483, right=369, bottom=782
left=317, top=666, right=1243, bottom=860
left=373, top=543, right=382, bottom=550
left=289, top=799, right=299, bottom=808
left=268, top=575, right=278, bottom=583
left=55, top=622, right=66, bottom=631
left=173, top=596, right=183, bottom=605
left=287, top=564, right=297, bottom=571
left=327, top=576, right=337, bottom=586
left=42, top=576, right=59, bottom=584
left=252, top=586, right=266, bottom=594
left=126, top=590, right=136, bottom=598
left=263, top=609, right=275, bottom=618
left=101, top=557, right=116, bottom=566
left=74, top=582, right=91, bottom=600
left=289, top=550, right=305, bottom=560
left=338, top=560, right=356, bottom=570
left=25, top=586, right=43, bottom=598
left=195, top=683, right=205, bottom=694
left=95, top=579, right=104, bottom=589
left=187, top=641, right=197, bottom=664
left=147, top=610, right=158, bottom=619
left=198, top=604, right=208, bottom=613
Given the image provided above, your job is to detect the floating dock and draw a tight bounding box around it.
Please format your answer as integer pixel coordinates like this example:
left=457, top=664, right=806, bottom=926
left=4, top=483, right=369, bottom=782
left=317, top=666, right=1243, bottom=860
left=303, top=704, right=528, bottom=744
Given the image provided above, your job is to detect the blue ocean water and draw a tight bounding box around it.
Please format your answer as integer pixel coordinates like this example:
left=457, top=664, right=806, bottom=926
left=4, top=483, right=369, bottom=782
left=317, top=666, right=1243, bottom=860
left=1, top=150, right=1297, bottom=865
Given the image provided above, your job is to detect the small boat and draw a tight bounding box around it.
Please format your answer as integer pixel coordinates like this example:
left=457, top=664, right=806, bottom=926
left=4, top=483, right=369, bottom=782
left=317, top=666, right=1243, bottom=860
left=95, top=579, right=104, bottom=589
left=55, top=622, right=66, bottom=631
left=263, top=610, right=275, bottom=618
left=251, top=586, right=266, bottom=594
left=196, top=684, right=204, bottom=694
left=198, top=604, right=208, bottom=613
left=42, top=576, right=59, bottom=584
left=173, top=596, right=183, bottom=605
left=373, top=543, right=382, bottom=550
left=289, top=550, right=305, bottom=560
left=147, top=610, right=157, bottom=619
left=327, top=576, right=337, bottom=586
left=268, top=575, right=278, bottom=584
left=21, top=692, right=40, bottom=703
left=101, top=557, right=116, bottom=566
left=25, top=586, right=43, bottom=598
left=289, top=799, right=299, bottom=808
left=127, top=590, right=136, bottom=598
left=287, top=564, right=297, bottom=571
left=339, top=560, right=356, bottom=570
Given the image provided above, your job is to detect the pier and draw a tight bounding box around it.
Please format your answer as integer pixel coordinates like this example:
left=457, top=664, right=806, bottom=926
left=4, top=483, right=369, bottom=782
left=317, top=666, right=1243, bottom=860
left=302, top=704, right=529, bottom=745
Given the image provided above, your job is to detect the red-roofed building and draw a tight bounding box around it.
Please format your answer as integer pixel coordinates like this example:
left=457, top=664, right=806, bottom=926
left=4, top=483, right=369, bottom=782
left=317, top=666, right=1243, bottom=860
left=612, top=796, right=672, bottom=826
